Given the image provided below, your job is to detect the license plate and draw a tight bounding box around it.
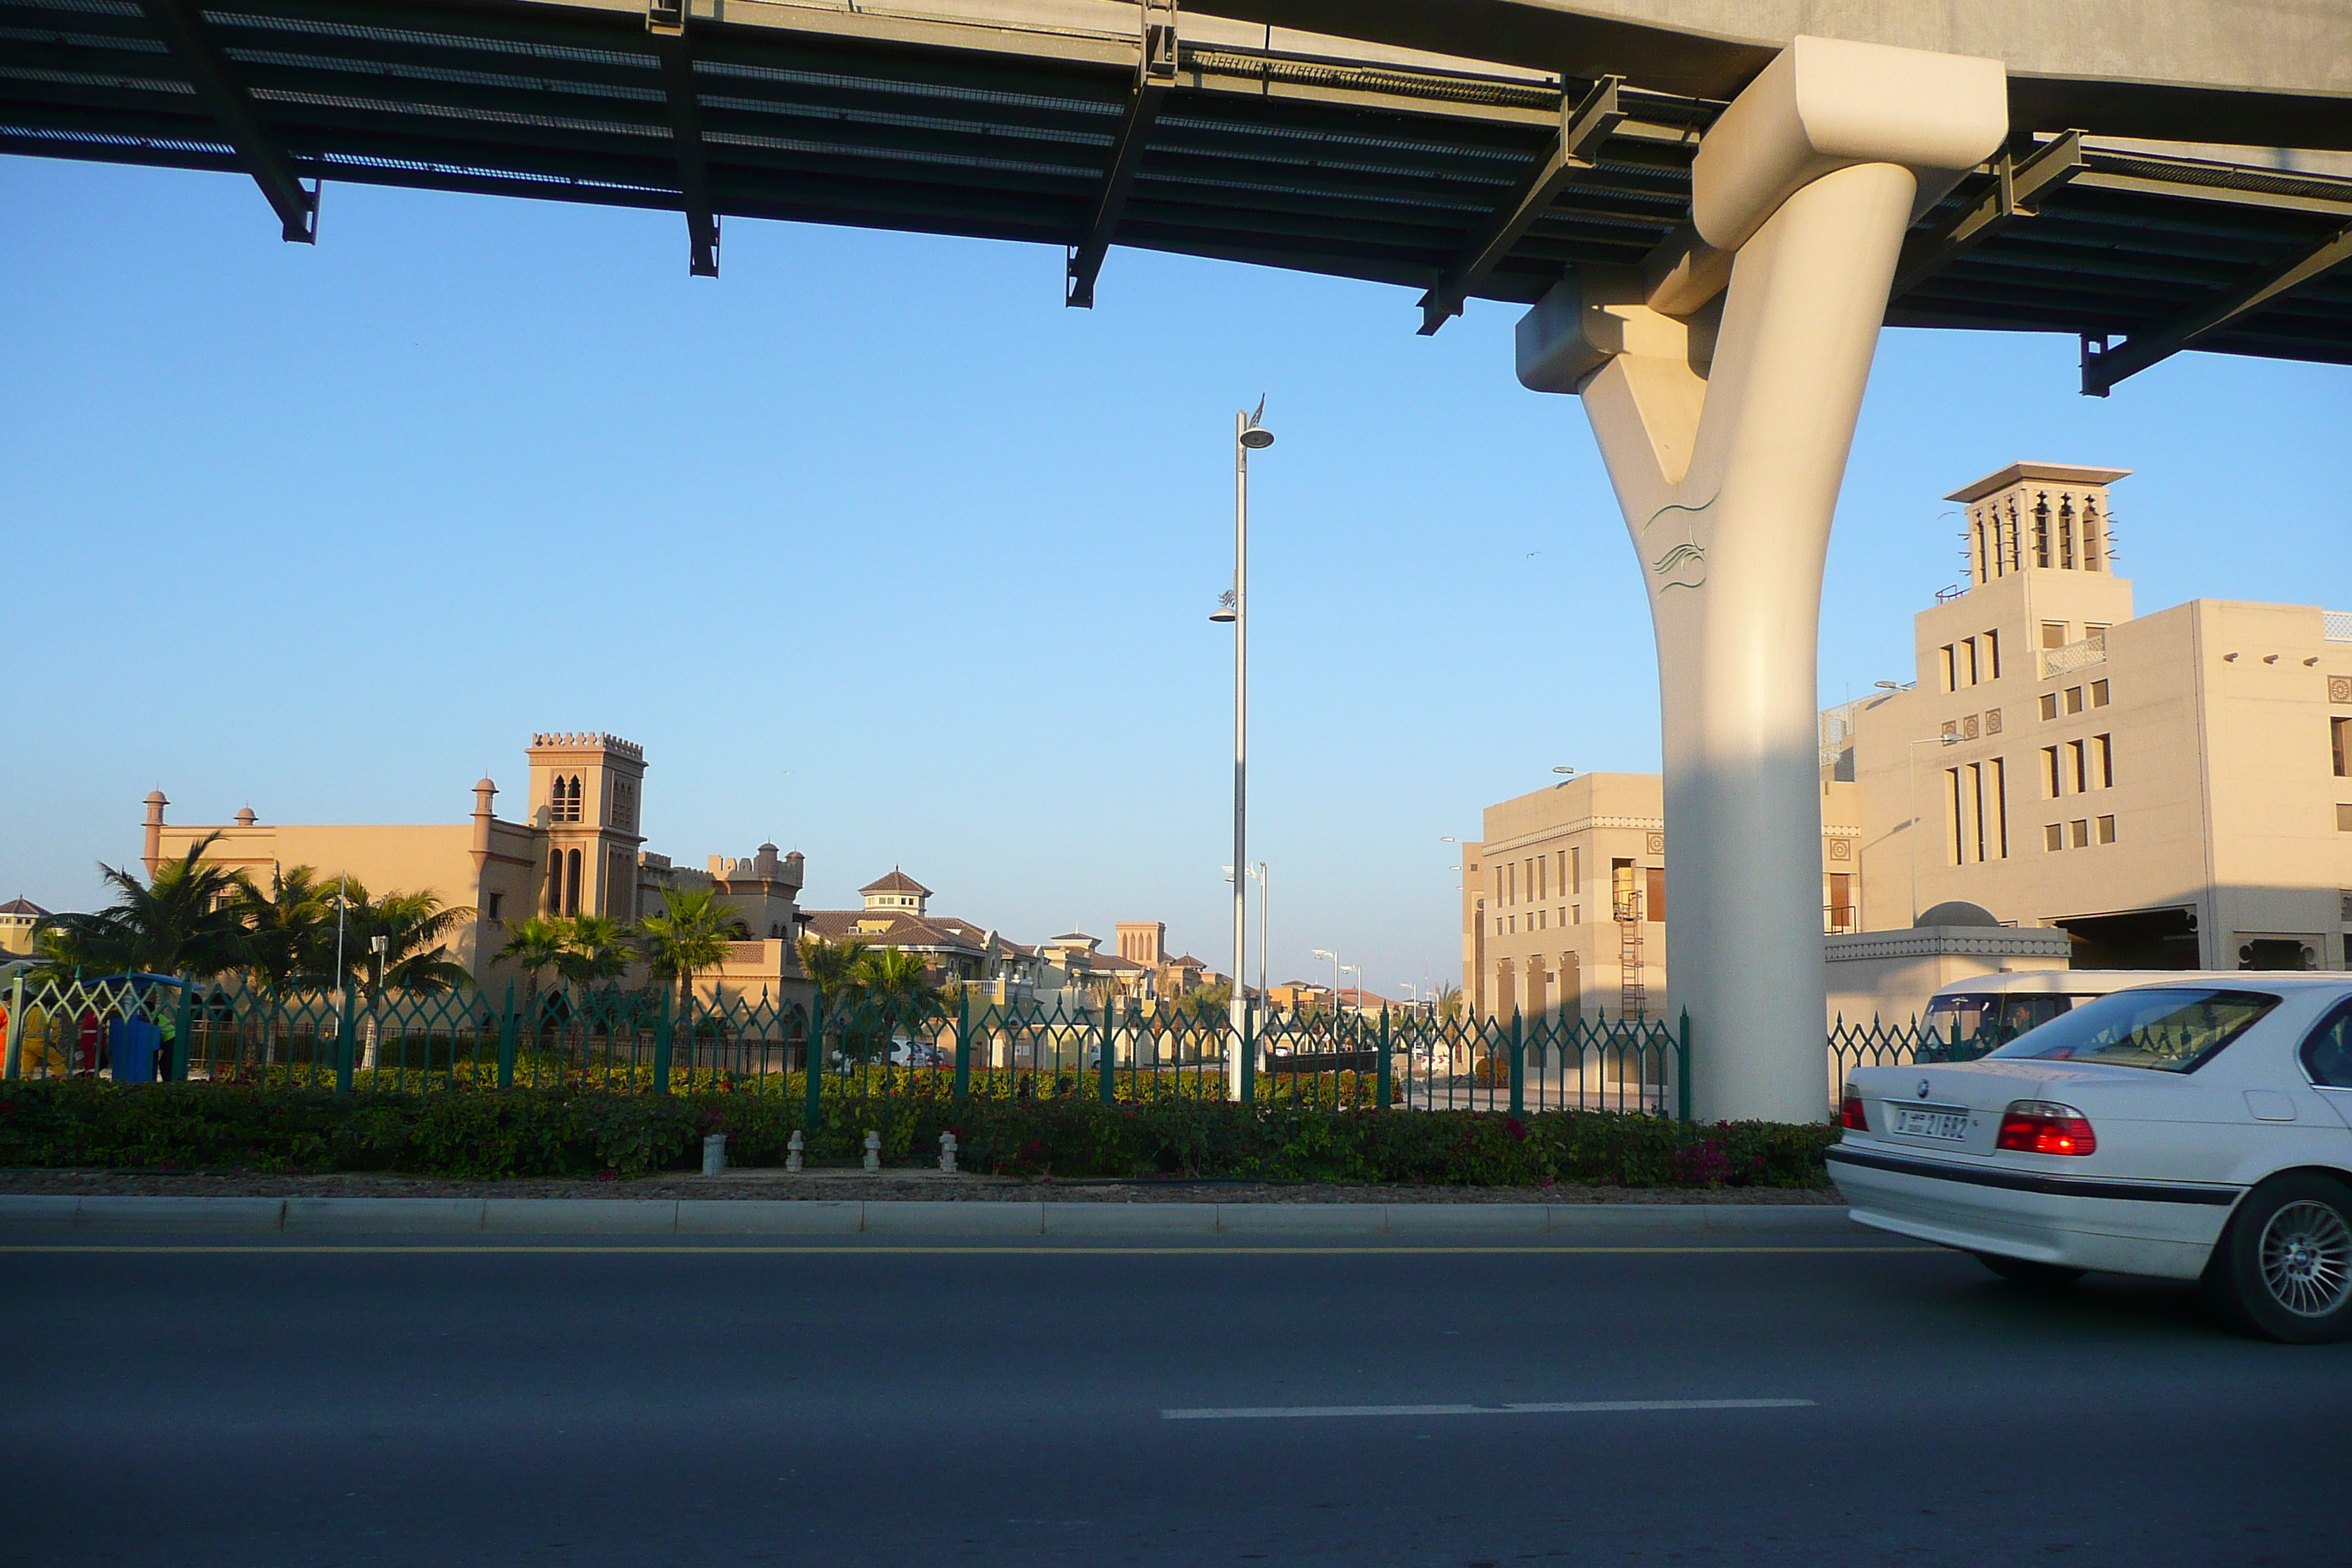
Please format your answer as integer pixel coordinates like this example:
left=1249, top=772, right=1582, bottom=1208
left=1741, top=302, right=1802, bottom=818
left=1892, top=1107, right=1971, bottom=1142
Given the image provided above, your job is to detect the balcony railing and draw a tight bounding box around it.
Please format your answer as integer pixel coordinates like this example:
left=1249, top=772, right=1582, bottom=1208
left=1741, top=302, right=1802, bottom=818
left=1823, top=904, right=1858, bottom=935
left=2039, top=633, right=2107, bottom=679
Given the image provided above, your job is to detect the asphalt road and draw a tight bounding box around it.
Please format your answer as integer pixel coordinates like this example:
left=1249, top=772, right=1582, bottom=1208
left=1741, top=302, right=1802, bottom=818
left=4, top=1224, right=2346, bottom=1567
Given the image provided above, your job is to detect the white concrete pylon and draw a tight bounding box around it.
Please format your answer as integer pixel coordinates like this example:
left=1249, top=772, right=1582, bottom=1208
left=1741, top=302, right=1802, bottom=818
left=1516, top=37, right=2007, bottom=1123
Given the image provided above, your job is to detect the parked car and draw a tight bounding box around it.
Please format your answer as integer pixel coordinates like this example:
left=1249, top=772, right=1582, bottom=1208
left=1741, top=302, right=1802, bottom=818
left=887, top=1037, right=947, bottom=1068
left=1831, top=977, right=2352, bottom=1341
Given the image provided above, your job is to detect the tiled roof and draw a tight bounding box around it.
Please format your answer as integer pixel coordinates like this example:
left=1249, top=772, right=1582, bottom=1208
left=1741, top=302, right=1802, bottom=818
left=0, top=897, right=48, bottom=918
left=859, top=868, right=932, bottom=896
left=803, top=908, right=984, bottom=954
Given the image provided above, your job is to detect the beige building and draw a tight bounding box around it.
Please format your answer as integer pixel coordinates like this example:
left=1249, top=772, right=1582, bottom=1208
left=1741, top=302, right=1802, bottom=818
left=146, top=732, right=810, bottom=1002
left=1849, top=461, right=2352, bottom=975
left=0, top=898, right=48, bottom=957
left=1460, top=772, right=1864, bottom=1024
left=1458, top=461, right=2352, bottom=1026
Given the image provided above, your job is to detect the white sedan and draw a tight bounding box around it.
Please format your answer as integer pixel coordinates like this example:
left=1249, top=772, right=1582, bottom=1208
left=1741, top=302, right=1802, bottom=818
left=1829, top=976, right=2352, bottom=1342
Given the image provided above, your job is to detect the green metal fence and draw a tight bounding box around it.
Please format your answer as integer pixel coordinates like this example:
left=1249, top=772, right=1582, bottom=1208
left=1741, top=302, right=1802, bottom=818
left=1825, top=1014, right=2007, bottom=1088
left=1, top=976, right=1695, bottom=1122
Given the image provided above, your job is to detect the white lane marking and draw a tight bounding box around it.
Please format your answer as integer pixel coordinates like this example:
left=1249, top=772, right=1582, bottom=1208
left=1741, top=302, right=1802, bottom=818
left=1161, top=1398, right=1815, bottom=1420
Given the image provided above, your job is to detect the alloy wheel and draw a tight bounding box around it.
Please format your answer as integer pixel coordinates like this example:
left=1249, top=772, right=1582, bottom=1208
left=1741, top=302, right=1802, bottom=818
left=2258, top=1199, right=2352, bottom=1318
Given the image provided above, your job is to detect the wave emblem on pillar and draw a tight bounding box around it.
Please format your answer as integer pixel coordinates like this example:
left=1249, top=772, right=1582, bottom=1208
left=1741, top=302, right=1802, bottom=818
left=1512, top=35, right=2007, bottom=1125
left=1644, top=496, right=1714, bottom=592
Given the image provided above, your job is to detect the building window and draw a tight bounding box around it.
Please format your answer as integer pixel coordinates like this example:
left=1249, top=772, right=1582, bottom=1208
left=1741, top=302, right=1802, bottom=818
left=2095, top=734, right=2114, bottom=788
left=2091, top=679, right=2111, bottom=708
left=1569, top=846, right=1581, bottom=893
left=1941, top=644, right=1957, bottom=693
left=1984, top=630, right=2001, bottom=679
left=2033, top=500, right=2051, bottom=568
left=2086, top=622, right=2109, bottom=641
left=2334, top=717, right=2349, bottom=779
left=2045, top=823, right=2064, bottom=852
left=564, top=848, right=582, bottom=916
left=2040, top=693, right=2059, bottom=722
left=1946, top=767, right=1964, bottom=864
left=1534, top=856, right=1546, bottom=902
left=1964, top=638, right=1980, bottom=687
left=2340, top=804, right=2352, bottom=833
left=2068, top=739, right=2088, bottom=794
left=1646, top=867, right=1667, bottom=924
left=1991, top=757, right=2010, bottom=859
left=2065, top=686, right=2084, bottom=715
left=2043, top=746, right=2062, bottom=798
left=2058, top=498, right=2076, bottom=569
left=546, top=851, right=562, bottom=914
left=1825, top=873, right=1855, bottom=933
left=486, top=892, right=503, bottom=922
left=2097, top=815, right=2117, bottom=845
left=2070, top=819, right=2090, bottom=848
left=2041, top=620, right=2067, bottom=650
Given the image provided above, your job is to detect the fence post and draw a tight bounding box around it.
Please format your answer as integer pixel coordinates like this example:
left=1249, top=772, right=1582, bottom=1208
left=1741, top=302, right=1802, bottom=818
left=1508, top=1011, right=1525, bottom=1118
left=170, top=975, right=192, bottom=1082
left=652, top=987, right=673, bottom=1095
left=335, top=986, right=355, bottom=1096
left=497, top=981, right=517, bottom=1089
left=1376, top=1006, right=1392, bottom=1109
left=1676, top=1009, right=1692, bottom=1124
left=4, top=969, right=24, bottom=1080
left=954, top=985, right=971, bottom=1098
left=1238, top=997, right=1255, bottom=1107
left=804, top=988, right=825, bottom=1132
left=1098, top=998, right=1116, bottom=1106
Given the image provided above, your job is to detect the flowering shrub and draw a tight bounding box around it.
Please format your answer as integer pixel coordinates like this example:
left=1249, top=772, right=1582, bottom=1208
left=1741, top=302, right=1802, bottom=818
left=0, top=1082, right=1834, bottom=1188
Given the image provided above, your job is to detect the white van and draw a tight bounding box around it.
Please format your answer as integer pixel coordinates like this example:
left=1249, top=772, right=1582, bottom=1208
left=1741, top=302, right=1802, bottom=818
left=1920, top=968, right=2247, bottom=1050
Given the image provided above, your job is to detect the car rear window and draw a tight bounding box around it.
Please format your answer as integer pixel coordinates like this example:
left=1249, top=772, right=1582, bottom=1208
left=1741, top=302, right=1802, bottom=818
left=1985, top=987, right=2278, bottom=1073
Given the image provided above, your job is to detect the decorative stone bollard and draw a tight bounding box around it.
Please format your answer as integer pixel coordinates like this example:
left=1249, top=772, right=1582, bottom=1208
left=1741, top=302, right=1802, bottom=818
left=785, top=1129, right=804, bottom=1174
left=701, top=1132, right=727, bottom=1177
left=938, top=1131, right=958, bottom=1175
left=863, top=1129, right=882, bottom=1173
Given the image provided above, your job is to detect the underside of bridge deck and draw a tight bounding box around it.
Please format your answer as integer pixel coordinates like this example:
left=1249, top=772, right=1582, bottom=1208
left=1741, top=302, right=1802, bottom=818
left=4, top=0, right=2349, bottom=391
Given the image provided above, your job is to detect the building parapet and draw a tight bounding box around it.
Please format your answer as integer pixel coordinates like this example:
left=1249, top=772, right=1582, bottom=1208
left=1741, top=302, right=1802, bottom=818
left=1825, top=926, right=2073, bottom=964
left=531, top=731, right=644, bottom=758
left=2325, top=609, right=2351, bottom=642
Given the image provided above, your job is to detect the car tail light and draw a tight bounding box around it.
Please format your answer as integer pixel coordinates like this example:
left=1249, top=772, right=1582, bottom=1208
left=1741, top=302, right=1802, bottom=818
left=1839, top=1084, right=1869, bottom=1131
left=1997, top=1100, right=2096, bottom=1156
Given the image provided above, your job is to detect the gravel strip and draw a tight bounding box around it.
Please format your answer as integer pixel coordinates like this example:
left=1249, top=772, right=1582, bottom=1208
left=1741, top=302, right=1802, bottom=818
left=0, top=1169, right=1840, bottom=1205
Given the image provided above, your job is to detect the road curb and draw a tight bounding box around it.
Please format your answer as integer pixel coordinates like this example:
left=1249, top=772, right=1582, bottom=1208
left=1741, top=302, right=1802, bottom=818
left=0, top=1194, right=1853, bottom=1237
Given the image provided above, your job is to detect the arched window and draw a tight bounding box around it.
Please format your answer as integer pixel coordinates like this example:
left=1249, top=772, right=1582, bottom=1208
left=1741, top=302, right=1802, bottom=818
left=565, top=848, right=582, bottom=916
left=546, top=851, right=562, bottom=914
left=2032, top=496, right=2051, bottom=568
left=2058, top=497, right=2076, bottom=569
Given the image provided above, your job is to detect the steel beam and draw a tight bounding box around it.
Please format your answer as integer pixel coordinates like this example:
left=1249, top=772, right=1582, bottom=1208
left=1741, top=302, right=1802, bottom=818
left=2081, top=219, right=2352, bottom=394
left=1064, top=0, right=1175, bottom=309
left=1890, top=129, right=2081, bottom=301
left=132, top=0, right=317, bottom=240
left=1417, top=75, right=1621, bottom=334
left=652, top=27, right=719, bottom=276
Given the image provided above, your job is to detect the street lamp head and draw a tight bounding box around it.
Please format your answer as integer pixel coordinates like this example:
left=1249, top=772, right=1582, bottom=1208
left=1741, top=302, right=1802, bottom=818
left=1874, top=679, right=1902, bottom=691
left=1209, top=587, right=1237, bottom=624
left=1239, top=425, right=1274, bottom=449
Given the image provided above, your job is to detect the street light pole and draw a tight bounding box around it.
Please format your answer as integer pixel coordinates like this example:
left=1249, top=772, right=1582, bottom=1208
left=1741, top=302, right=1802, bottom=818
left=1216, top=402, right=1273, bottom=1100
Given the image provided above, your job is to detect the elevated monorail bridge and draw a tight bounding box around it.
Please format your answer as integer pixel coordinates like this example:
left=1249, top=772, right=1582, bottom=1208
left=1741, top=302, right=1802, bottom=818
left=5, top=0, right=2351, bottom=393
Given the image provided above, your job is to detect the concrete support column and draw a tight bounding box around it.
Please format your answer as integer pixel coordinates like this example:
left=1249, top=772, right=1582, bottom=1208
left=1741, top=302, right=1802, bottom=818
left=1518, top=37, right=2005, bottom=1122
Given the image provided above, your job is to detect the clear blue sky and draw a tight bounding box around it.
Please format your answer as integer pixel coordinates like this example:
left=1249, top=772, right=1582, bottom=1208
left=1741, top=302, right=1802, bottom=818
left=3, top=154, right=2347, bottom=995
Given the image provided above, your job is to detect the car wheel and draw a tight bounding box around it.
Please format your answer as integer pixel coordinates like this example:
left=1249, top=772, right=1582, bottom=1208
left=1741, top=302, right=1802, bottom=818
left=2203, top=1173, right=2352, bottom=1343
left=1974, top=1252, right=2086, bottom=1289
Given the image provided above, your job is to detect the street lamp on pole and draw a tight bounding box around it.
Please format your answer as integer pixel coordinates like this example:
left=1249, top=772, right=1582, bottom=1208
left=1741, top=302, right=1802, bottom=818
left=1213, top=399, right=1273, bottom=1099
left=1311, top=948, right=1340, bottom=1014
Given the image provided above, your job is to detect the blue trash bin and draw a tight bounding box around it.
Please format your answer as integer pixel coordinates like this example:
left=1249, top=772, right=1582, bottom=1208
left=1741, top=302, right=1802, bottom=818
left=109, top=1018, right=161, bottom=1083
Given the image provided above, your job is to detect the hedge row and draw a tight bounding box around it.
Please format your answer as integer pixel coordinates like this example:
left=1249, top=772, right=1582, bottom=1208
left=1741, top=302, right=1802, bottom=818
left=0, top=1082, right=1835, bottom=1188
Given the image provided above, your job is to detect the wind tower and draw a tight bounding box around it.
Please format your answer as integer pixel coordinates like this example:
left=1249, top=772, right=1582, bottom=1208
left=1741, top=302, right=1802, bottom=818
left=526, top=732, right=648, bottom=920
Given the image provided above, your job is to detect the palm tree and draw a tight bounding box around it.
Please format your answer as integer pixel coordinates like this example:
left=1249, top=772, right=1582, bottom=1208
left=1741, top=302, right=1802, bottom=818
left=493, top=915, right=568, bottom=1023
left=324, top=879, right=475, bottom=1070
left=236, top=864, right=334, bottom=995
left=795, top=935, right=870, bottom=1009
left=859, top=946, right=941, bottom=1032
left=35, top=833, right=252, bottom=979
left=554, top=914, right=633, bottom=992
left=639, top=888, right=747, bottom=1014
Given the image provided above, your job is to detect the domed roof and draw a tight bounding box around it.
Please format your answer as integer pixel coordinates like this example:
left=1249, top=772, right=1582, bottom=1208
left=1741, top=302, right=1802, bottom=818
left=1915, top=900, right=2001, bottom=928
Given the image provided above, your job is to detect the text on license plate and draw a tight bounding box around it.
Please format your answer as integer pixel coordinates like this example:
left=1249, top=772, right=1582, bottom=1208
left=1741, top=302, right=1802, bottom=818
left=1893, top=1107, right=1970, bottom=1141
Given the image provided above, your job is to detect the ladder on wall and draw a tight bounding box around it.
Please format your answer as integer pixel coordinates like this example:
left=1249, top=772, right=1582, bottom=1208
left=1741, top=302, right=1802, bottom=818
left=1615, top=887, right=1646, bottom=1019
